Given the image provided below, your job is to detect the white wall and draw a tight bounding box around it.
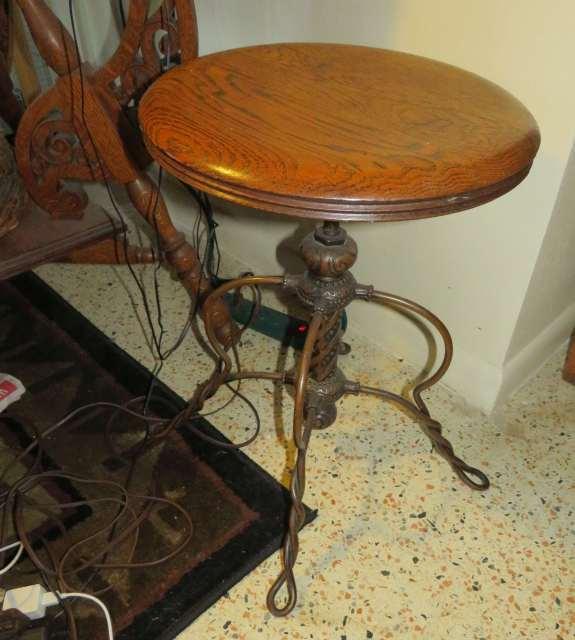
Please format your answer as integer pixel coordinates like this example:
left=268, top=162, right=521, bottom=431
left=498, top=139, right=575, bottom=406
left=189, top=0, right=575, bottom=412
left=44, top=0, right=575, bottom=413
left=508, top=141, right=575, bottom=360
left=45, top=0, right=112, bottom=62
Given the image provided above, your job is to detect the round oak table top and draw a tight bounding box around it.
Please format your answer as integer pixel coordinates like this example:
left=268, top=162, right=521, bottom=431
left=139, top=43, right=540, bottom=221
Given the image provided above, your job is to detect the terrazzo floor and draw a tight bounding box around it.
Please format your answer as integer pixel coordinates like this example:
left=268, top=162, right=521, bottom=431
left=34, top=260, right=575, bottom=640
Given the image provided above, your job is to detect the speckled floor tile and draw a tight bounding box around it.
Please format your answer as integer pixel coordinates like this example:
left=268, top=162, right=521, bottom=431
left=35, top=260, right=575, bottom=640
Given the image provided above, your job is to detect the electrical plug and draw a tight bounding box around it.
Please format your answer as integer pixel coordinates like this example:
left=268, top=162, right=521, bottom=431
left=2, top=585, right=59, bottom=621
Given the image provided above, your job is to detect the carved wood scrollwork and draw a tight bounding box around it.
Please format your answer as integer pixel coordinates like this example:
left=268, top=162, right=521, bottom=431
left=95, top=0, right=198, bottom=107
left=112, top=2, right=180, bottom=104
left=15, top=0, right=199, bottom=219
left=16, top=90, right=92, bottom=218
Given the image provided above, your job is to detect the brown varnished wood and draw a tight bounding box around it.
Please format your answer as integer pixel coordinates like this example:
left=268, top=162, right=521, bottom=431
left=11, top=3, right=41, bottom=104
left=14, top=0, right=199, bottom=216
left=13, top=0, right=198, bottom=216
left=0, top=201, right=118, bottom=280
left=15, top=0, right=80, bottom=76
left=140, top=43, right=540, bottom=221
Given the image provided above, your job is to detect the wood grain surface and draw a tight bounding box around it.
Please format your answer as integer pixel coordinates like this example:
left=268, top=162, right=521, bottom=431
left=139, top=43, right=540, bottom=221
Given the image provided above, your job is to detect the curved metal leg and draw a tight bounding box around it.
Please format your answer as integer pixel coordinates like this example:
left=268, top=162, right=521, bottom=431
left=267, top=313, right=323, bottom=617
left=351, top=383, right=489, bottom=490
left=169, top=223, right=489, bottom=619
left=186, top=274, right=285, bottom=415
left=354, top=287, right=489, bottom=491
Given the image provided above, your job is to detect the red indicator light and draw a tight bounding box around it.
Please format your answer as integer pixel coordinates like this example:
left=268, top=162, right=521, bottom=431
left=297, top=324, right=308, bottom=333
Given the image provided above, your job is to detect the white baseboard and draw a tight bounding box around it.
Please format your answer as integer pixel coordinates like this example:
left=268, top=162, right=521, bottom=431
left=439, top=347, right=503, bottom=414
left=494, top=300, right=575, bottom=412
left=348, top=300, right=574, bottom=417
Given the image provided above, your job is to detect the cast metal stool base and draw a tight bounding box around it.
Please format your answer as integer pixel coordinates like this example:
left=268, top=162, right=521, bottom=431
left=194, top=221, right=489, bottom=616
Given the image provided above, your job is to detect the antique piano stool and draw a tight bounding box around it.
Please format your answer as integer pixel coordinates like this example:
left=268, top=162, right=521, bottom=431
left=139, top=44, right=540, bottom=615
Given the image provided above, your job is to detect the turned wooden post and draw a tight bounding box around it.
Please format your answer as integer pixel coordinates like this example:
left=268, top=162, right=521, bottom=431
left=15, top=0, right=80, bottom=76
left=126, top=175, right=235, bottom=346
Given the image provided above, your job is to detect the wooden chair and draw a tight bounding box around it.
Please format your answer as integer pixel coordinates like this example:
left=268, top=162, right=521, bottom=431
left=7, top=0, right=232, bottom=341
left=0, top=6, right=118, bottom=281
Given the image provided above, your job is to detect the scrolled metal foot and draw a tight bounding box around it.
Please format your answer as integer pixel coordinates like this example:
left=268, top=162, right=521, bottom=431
left=421, top=419, right=489, bottom=490
left=267, top=313, right=323, bottom=616
left=353, top=287, right=489, bottom=491
left=353, top=384, right=489, bottom=490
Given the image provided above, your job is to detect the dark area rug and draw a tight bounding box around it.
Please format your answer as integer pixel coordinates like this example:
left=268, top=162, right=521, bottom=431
left=0, top=272, right=314, bottom=640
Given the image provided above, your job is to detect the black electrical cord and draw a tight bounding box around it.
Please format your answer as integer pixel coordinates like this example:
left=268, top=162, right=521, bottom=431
left=186, top=186, right=223, bottom=286
left=118, top=0, right=127, bottom=29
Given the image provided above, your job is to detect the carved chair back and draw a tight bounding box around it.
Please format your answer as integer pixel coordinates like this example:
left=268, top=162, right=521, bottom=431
left=13, top=0, right=199, bottom=216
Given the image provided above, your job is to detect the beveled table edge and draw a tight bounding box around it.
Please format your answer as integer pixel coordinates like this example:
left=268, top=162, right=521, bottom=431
left=143, top=133, right=534, bottom=221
